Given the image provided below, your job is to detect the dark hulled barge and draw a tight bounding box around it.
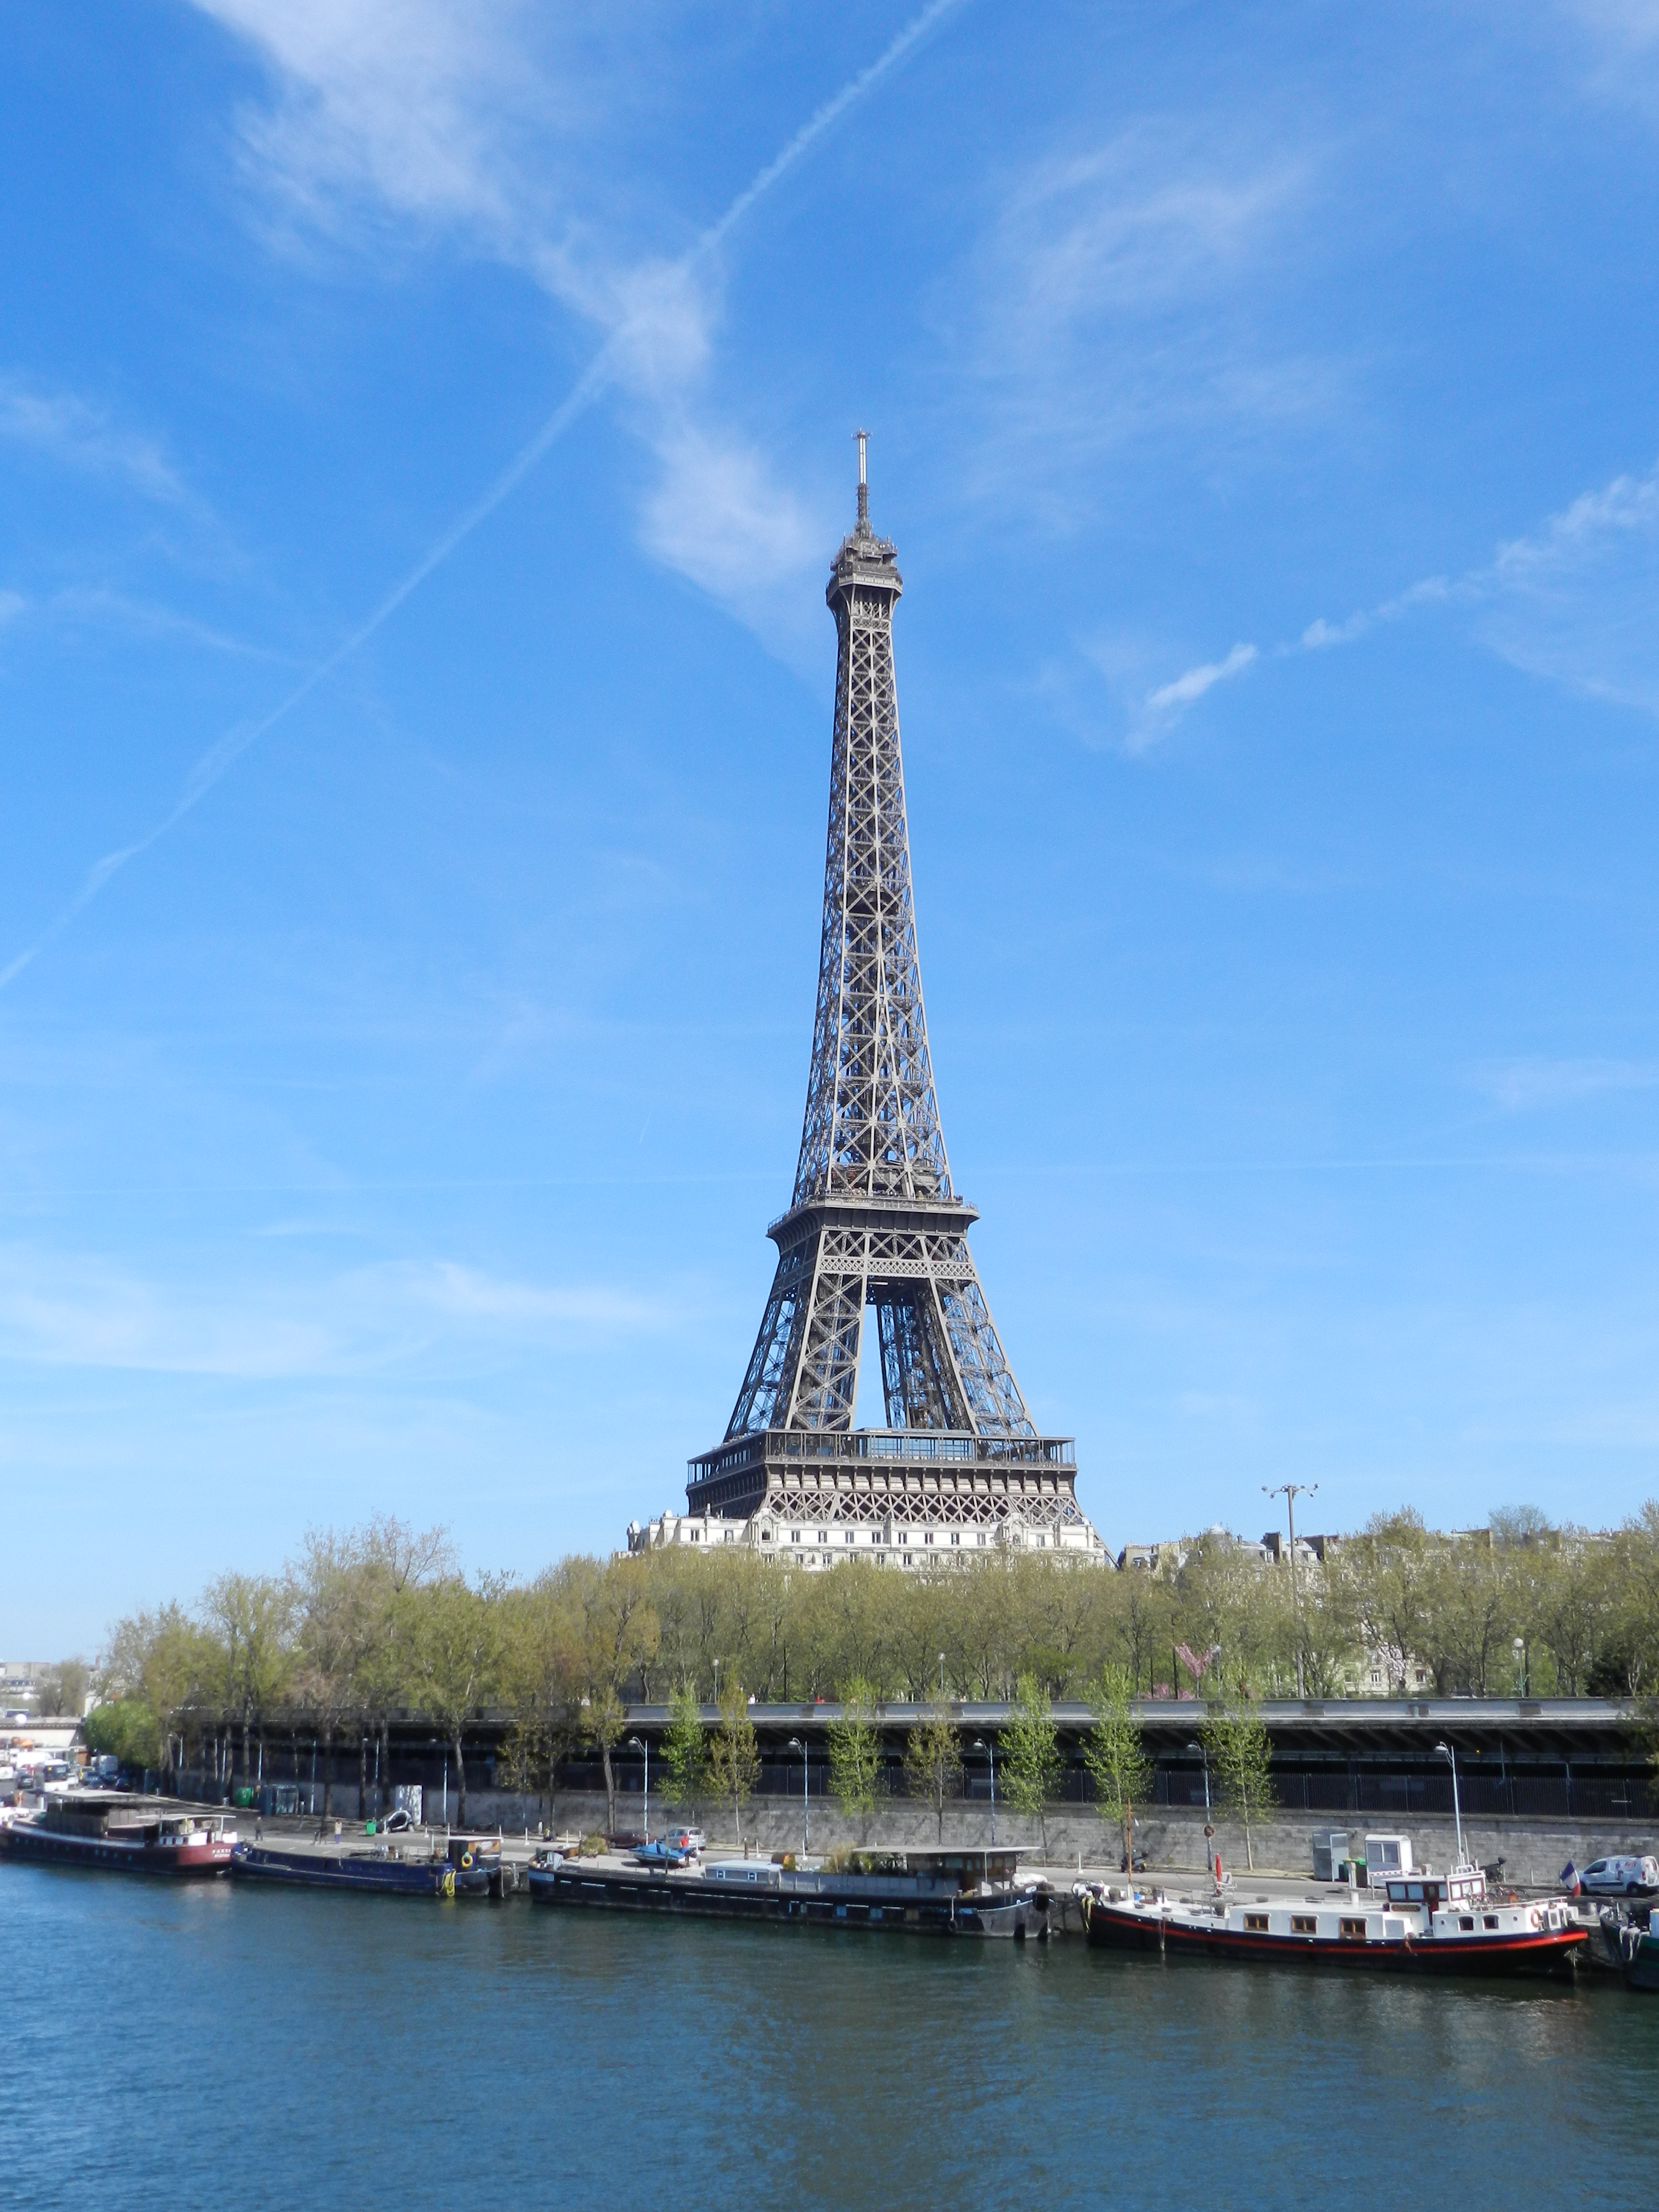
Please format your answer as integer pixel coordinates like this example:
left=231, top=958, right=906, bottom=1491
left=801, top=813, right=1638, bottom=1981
left=529, top=1844, right=1049, bottom=1938
left=0, top=1793, right=236, bottom=1876
left=230, top=1833, right=502, bottom=1897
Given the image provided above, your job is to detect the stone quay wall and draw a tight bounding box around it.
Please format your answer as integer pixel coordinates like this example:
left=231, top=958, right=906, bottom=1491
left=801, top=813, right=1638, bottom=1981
left=351, top=1786, right=1652, bottom=1890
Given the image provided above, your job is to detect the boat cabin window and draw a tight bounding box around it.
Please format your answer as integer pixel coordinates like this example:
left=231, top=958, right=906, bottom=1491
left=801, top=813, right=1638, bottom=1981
left=1291, top=1914, right=1317, bottom=1935
left=1483, top=1915, right=1498, bottom=1930
left=1244, top=1912, right=1269, bottom=1932
left=1339, top=1917, right=1368, bottom=1942
left=1459, top=1916, right=1474, bottom=1931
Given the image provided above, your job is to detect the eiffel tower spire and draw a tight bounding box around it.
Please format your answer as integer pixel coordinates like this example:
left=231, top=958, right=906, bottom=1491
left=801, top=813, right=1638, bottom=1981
left=639, top=442, right=1105, bottom=1569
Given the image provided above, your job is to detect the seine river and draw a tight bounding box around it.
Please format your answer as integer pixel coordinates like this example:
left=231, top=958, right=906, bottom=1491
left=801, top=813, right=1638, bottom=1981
left=2, top=1866, right=1654, bottom=2208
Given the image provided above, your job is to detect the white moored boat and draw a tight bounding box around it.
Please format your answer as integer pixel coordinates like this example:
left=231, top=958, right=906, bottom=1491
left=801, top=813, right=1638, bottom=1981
left=1076, top=1861, right=1587, bottom=1979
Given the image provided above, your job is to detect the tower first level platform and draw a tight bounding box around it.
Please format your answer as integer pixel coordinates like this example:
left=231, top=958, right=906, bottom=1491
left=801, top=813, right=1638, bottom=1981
left=628, top=1426, right=1108, bottom=1572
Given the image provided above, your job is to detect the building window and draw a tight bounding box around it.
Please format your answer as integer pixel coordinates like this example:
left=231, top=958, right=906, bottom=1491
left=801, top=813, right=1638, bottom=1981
left=844, top=1532, right=854, bottom=1544
left=977, top=1533, right=987, bottom=1547
left=690, top=1530, right=700, bottom=1543
left=790, top=1530, right=800, bottom=1543
left=818, top=1530, right=828, bottom=1544
left=904, top=1554, right=913, bottom=1567
left=1035, top=1535, right=1045, bottom=1548
left=760, top=1527, right=772, bottom=1542
left=951, top=1532, right=960, bottom=1546
left=924, top=1531, right=933, bottom=1545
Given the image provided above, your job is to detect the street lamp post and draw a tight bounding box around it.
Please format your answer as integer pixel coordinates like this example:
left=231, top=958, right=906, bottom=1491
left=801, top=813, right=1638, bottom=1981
left=1263, top=1481, right=1319, bottom=1697
left=1187, top=1738, right=1215, bottom=1886
left=972, top=1736, right=997, bottom=1845
left=786, top=1736, right=810, bottom=1857
left=939, top=1653, right=946, bottom=1697
left=1512, top=1636, right=1527, bottom=1698
left=1435, top=1740, right=1467, bottom=1869
left=627, top=1735, right=649, bottom=1837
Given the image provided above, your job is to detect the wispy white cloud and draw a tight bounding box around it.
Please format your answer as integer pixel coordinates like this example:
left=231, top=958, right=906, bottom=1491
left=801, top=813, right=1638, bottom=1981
left=3, top=3, right=964, bottom=993
left=0, top=374, right=191, bottom=504
left=186, top=1, right=954, bottom=628
left=1145, top=641, right=1258, bottom=716
left=956, top=123, right=1321, bottom=510
left=0, top=1244, right=666, bottom=1378
left=1474, top=1057, right=1659, bottom=1111
left=1113, top=455, right=1659, bottom=750
left=640, top=421, right=820, bottom=630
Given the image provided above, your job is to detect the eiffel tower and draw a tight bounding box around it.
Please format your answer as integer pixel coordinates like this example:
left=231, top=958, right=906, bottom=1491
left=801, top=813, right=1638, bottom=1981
left=632, top=439, right=1105, bottom=1571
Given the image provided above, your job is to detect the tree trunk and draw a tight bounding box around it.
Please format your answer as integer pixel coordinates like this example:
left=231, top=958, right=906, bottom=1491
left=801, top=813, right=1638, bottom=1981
left=454, top=1726, right=469, bottom=1829
left=321, top=1723, right=334, bottom=1819
left=379, top=1720, right=390, bottom=1816
left=601, top=1740, right=616, bottom=1838
left=357, top=1735, right=367, bottom=1820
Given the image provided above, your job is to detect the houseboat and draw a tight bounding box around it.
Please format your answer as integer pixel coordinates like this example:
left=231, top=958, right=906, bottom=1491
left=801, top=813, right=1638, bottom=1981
left=229, top=1832, right=500, bottom=1898
left=0, top=1793, right=236, bottom=1876
left=1076, top=1861, right=1586, bottom=1978
left=529, top=1843, right=1048, bottom=1938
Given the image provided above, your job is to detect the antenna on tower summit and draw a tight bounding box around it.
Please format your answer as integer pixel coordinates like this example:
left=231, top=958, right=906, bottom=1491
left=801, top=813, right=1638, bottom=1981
left=855, top=428, right=869, bottom=529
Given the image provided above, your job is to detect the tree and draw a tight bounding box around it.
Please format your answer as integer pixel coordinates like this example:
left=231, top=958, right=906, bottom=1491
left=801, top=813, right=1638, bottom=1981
left=1083, top=1663, right=1152, bottom=1871
left=106, top=1603, right=216, bottom=1789
left=586, top=1684, right=627, bottom=1838
left=33, top=1658, right=91, bottom=1719
left=410, top=1571, right=510, bottom=1829
left=827, top=1676, right=883, bottom=1834
left=353, top=1519, right=453, bottom=1815
left=706, top=1673, right=759, bottom=1846
left=901, top=1700, right=962, bottom=1843
left=659, top=1681, right=708, bottom=1816
left=1202, top=1683, right=1276, bottom=1871
left=1000, top=1672, right=1062, bottom=1853
left=84, top=1697, right=160, bottom=1771
left=201, top=1572, right=294, bottom=1796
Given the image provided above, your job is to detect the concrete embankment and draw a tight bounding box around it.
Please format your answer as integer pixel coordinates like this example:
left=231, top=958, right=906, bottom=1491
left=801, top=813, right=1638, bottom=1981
left=377, top=1788, right=1652, bottom=1891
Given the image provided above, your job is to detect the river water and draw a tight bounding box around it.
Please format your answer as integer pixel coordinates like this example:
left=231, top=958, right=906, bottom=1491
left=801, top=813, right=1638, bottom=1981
left=2, top=1865, right=1653, bottom=2208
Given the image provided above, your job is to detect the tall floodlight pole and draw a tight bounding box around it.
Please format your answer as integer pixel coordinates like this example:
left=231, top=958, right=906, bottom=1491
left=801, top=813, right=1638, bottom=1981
left=787, top=1735, right=810, bottom=1857
left=1263, top=1481, right=1319, bottom=1696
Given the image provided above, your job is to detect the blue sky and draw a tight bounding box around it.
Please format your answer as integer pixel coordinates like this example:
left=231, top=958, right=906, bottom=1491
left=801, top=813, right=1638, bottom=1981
left=7, top=1, right=1659, bottom=1653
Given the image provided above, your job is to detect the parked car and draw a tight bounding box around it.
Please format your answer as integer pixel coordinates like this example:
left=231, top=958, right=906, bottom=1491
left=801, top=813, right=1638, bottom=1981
left=1572, top=1854, right=1659, bottom=1896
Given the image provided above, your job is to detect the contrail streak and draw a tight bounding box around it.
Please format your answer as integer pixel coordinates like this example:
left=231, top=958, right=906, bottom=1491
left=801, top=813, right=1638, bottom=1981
left=1, top=0, right=969, bottom=994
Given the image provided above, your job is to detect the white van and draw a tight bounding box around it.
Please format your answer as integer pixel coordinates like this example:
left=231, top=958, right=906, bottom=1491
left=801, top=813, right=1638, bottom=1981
left=1578, top=1854, right=1659, bottom=1896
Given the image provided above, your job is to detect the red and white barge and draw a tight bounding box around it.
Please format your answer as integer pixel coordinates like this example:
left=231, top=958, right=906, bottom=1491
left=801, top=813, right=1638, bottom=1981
left=1076, top=1861, right=1587, bottom=1979
left=0, top=1792, right=237, bottom=1876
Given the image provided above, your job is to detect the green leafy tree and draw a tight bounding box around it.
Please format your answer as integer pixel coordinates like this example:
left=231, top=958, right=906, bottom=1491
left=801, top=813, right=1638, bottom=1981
left=827, top=1676, right=884, bottom=1835
left=410, top=1571, right=510, bottom=1829
left=84, top=1698, right=160, bottom=1771
left=1083, top=1662, right=1152, bottom=1870
left=706, top=1673, right=760, bottom=1846
left=660, top=1681, right=708, bottom=1815
left=1000, top=1672, right=1062, bottom=1853
left=901, top=1700, right=962, bottom=1843
left=1202, top=1683, right=1277, bottom=1870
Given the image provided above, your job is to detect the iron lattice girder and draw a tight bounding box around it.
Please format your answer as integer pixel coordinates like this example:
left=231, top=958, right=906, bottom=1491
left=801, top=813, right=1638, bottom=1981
left=720, top=489, right=1045, bottom=1457
left=687, top=1426, right=1087, bottom=1533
